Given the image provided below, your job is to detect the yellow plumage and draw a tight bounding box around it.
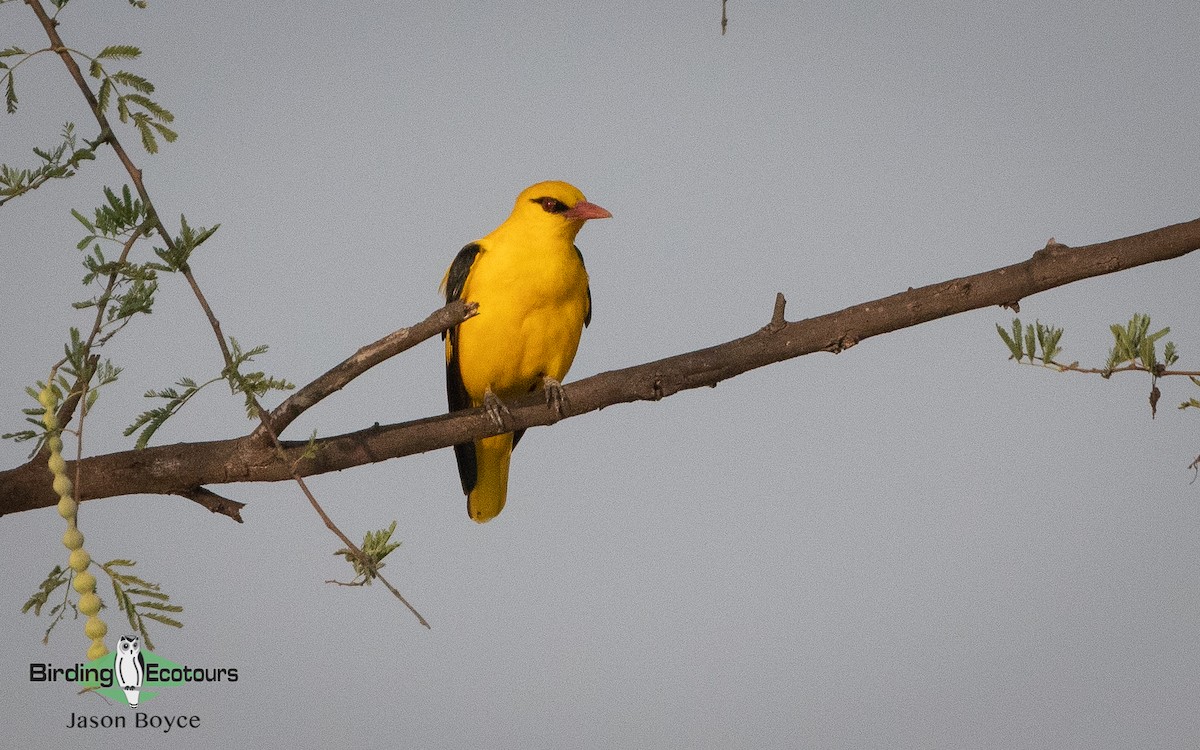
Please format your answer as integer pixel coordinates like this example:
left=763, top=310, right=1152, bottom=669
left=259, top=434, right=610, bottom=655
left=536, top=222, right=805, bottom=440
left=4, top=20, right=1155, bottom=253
left=442, top=181, right=610, bottom=522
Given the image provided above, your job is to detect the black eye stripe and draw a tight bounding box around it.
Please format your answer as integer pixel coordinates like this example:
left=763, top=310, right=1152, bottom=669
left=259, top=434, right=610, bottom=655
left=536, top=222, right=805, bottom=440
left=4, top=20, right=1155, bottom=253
left=533, top=197, right=569, bottom=214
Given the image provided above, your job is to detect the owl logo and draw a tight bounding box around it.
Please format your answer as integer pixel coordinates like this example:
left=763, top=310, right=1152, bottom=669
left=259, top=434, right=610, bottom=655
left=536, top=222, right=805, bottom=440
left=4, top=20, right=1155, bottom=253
left=114, top=635, right=145, bottom=708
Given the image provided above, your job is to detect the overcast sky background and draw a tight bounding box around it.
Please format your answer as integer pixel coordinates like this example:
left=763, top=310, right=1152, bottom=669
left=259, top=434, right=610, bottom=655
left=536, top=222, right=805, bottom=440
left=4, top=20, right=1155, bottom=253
left=3, top=1, right=1199, bottom=747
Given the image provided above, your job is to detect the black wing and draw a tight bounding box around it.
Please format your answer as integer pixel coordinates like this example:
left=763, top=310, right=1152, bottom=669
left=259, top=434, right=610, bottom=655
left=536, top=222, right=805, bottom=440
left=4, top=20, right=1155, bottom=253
left=444, top=243, right=482, bottom=494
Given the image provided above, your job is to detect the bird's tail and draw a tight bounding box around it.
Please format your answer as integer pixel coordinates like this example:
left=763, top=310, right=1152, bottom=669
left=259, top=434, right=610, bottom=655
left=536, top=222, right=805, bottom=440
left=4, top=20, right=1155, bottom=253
left=468, top=433, right=512, bottom=523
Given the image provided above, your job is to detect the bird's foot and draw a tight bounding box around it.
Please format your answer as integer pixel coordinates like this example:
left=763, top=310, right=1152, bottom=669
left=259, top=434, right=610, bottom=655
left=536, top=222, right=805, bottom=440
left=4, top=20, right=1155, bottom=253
left=482, top=388, right=512, bottom=431
left=542, top=376, right=568, bottom=418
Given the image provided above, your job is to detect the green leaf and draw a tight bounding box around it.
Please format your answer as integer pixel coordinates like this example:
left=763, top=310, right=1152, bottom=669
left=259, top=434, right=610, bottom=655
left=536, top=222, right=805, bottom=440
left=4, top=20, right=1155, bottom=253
left=5, top=72, right=16, bottom=114
left=1110, top=323, right=1128, bottom=352
left=124, top=375, right=217, bottom=448
left=122, top=93, right=174, bottom=123
left=1139, top=338, right=1156, bottom=371
left=139, top=611, right=184, bottom=629
left=1034, top=321, right=1064, bottom=363
left=97, top=78, right=112, bottom=113
left=1163, top=341, right=1178, bottom=367
left=109, top=70, right=154, bottom=94
left=70, top=208, right=96, bottom=233
left=97, top=45, right=141, bottom=60
left=151, top=121, right=178, bottom=143
left=21, top=566, right=69, bottom=616
left=133, top=114, right=158, bottom=154
left=1147, top=326, right=1170, bottom=345
left=98, top=559, right=183, bottom=650
left=1010, top=319, right=1024, bottom=360
left=334, top=521, right=403, bottom=585
left=996, top=323, right=1021, bottom=360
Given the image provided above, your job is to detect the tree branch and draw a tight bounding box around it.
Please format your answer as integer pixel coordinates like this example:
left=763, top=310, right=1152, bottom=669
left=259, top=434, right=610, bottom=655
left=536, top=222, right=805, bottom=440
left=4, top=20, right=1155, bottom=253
left=176, top=487, right=245, bottom=522
left=3, top=218, right=1198, bottom=517
left=257, top=300, right=475, bottom=438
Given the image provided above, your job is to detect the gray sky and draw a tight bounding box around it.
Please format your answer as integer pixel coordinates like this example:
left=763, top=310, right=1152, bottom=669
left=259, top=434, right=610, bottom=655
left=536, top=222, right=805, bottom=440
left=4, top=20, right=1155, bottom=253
left=3, top=1, right=1199, bottom=747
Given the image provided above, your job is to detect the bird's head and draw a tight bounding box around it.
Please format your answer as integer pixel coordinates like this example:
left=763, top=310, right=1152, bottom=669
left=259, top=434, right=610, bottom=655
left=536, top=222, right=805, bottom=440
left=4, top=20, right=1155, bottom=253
left=508, top=180, right=612, bottom=241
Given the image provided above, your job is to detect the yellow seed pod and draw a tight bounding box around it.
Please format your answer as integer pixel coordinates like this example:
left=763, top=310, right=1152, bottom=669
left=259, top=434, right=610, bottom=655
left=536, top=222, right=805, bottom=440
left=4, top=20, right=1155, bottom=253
left=84, top=616, right=108, bottom=640
left=68, top=548, right=91, bottom=572
left=48, top=451, right=67, bottom=475
left=38, top=389, right=53, bottom=407
left=72, top=570, right=96, bottom=595
left=56, top=496, right=77, bottom=519
left=52, top=473, right=73, bottom=498
left=42, top=410, right=58, bottom=429
left=62, top=528, right=85, bottom=550
left=87, top=640, right=108, bottom=661
left=47, top=434, right=63, bottom=453
left=78, top=592, right=101, bottom=617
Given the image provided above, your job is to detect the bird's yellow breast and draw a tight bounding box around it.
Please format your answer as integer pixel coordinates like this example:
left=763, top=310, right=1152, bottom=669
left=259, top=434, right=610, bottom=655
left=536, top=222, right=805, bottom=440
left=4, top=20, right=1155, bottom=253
left=450, top=224, right=590, bottom=404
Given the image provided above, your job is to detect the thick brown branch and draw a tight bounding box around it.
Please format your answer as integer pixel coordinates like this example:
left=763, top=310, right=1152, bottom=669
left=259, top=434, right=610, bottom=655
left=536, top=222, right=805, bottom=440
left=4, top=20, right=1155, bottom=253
left=2, top=218, right=1198, bottom=516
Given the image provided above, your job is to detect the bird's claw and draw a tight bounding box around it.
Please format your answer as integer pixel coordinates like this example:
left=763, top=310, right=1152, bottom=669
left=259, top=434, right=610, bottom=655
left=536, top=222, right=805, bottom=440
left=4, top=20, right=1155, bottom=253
left=482, top=388, right=512, bottom=430
left=543, top=376, right=568, bottom=418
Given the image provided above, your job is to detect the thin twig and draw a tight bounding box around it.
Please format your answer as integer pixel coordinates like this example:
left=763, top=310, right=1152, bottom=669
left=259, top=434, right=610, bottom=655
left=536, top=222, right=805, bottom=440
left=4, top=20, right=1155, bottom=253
left=1016, top=360, right=1200, bottom=377
left=260, top=300, right=474, bottom=438
left=72, top=356, right=97, bottom=521
left=27, top=0, right=428, bottom=626
left=52, top=225, right=147, bottom=431
left=252, top=399, right=430, bottom=628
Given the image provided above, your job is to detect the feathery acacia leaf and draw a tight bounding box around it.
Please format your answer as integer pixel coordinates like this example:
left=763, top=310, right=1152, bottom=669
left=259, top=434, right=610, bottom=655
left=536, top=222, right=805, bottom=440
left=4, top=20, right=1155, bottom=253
left=97, top=45, right=141, bottom=60
left=97, top=78, right=112, bottom=113
left=996, top=323, right=1021, bottom=360
left=100, top=559, right=183, bottom=651
left=133, top=114, right=158, bottom=153
left=334, top=522, right=403, bottom=585
left=108, top=70, right=154, bottom=93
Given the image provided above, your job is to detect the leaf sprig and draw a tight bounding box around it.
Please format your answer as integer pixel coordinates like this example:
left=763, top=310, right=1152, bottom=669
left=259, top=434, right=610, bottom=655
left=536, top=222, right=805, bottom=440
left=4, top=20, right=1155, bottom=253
left=224, top=338, right=296, bottom=419
left=88, top=45, right=175, bottom=153
left=124, top=376, right=217, bottom=450
left=998, top=315, right=1199, bottom=420
left=332, top=522, right=403, bottom=586
left=3, top=40, right=168, bottom=152
left=0, top=122, right=96, bottom=206
left=997, top=318, right=1065, bottom=367
left=22, top=559, right=183, bottom=650
left=20, top=565, right=73, bottom=644
left=1104, top=313, right=1177, bottom=378
left=123, top=337, right=295, bottom=449
left=102, top=559, right=183, bottom=651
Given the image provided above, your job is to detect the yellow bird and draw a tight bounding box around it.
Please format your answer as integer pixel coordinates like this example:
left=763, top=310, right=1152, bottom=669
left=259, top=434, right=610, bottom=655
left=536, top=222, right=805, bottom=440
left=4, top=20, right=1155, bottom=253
left=442, top=181, right=611, bottom=522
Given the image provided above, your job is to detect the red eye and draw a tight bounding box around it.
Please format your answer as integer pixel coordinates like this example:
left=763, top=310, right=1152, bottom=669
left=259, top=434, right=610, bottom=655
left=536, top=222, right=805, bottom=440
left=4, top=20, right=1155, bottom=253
left=537, top=197, right=568, bottom=214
